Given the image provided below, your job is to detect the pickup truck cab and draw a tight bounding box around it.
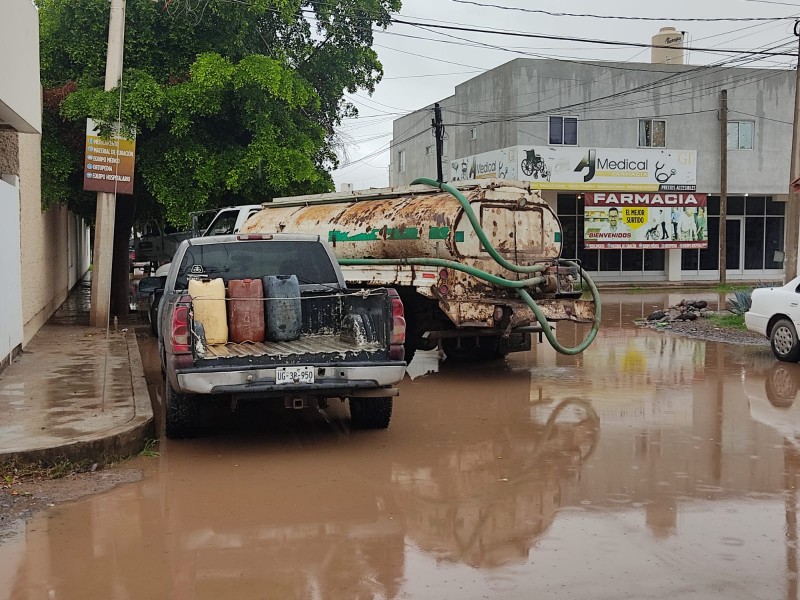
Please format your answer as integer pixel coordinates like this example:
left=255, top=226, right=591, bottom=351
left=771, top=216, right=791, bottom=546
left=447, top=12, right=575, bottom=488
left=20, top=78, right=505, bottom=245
left=158, top=233, right=407, bottom=438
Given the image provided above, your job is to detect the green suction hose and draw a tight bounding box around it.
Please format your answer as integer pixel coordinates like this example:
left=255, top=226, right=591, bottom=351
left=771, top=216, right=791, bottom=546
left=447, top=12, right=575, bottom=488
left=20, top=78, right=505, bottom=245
left=338, top=179, right=602, bottom=355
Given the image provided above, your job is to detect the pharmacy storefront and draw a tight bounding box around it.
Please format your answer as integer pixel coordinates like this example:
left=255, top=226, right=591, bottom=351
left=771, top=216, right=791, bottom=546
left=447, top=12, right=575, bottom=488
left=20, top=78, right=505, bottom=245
left=451, top=145, right=785, bottom=283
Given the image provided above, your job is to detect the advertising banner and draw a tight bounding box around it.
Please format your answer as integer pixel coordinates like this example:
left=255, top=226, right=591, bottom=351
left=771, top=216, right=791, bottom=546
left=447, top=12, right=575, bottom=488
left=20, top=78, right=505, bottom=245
left=584, top=192, right=709, bottom=250
left=83, top=118, right=136, bottom=195
left=449, top=147, right=516, bottom=181
left=450, top=145, right=697, bottom=192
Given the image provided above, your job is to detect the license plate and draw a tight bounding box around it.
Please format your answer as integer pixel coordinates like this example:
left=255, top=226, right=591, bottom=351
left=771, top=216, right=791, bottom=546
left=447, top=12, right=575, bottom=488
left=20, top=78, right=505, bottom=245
left=276, top=366, right=315, bottom=385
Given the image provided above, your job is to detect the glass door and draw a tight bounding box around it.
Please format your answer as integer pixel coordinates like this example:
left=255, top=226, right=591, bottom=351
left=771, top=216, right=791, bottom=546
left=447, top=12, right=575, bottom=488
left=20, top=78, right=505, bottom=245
left=725, top=217, right=743, bottom=274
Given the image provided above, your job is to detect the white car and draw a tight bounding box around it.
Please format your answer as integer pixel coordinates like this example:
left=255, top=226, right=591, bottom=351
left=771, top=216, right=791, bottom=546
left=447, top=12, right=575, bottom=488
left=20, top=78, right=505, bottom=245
left=746, top=276, right=800, bottom=362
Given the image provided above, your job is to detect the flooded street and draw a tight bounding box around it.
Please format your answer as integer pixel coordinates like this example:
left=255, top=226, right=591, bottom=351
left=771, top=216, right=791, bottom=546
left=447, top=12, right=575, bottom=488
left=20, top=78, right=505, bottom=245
left=2, top=292, right=799, bottom=599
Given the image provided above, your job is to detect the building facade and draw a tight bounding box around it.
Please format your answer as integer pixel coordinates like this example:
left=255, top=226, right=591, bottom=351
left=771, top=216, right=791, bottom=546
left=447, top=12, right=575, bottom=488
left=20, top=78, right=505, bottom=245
left=0, top=0, right=91, bottom=370
left=389, top=58, right=795, bottom=284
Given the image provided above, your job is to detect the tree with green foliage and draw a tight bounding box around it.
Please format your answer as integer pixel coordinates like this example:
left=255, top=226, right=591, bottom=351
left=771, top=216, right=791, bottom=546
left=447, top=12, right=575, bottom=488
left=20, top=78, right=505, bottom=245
left=38, top=0, right=399, bottom=313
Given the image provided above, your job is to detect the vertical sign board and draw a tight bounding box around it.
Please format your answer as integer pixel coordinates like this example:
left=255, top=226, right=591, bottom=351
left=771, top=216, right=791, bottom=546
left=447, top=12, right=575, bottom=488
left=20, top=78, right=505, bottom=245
left=584, top=192, right=709, bottom=250
left=83, top=118, right=135, bottom=195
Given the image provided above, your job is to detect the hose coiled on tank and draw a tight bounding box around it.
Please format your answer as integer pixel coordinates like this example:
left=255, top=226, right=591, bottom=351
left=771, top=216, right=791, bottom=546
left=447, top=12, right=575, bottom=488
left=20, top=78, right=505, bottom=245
left=338, top=178, right=602, bottom=355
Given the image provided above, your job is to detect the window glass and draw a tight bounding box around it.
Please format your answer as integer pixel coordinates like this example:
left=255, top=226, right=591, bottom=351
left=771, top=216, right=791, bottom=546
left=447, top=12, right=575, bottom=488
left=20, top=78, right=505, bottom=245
left=699, top=217, right=720, bottom=270
left=549, top=116, right=563, bottom=145
left=727, top=197, right=744, bottom=216
left=765, top=217, right=786, bottom=269
left=644, top=249, right=665, bottom=271
left=398, top=150, right=406, bottom=173
left=638, top=119, right=666, bottom=147
left=652, top=120, right=666, bottom=147
left=744, top=216, right=765, bottom=269
left=707, top=196, right=720, bottom=215
left=681, top=249, right=699, bottom=271
left=621, top=249, right=643, bottom=271
left=599, top=249, right=621, bottom=272
left=739, top=121, right=754, bottom=149
left=176, top=241, right=338, bottom=289
left=557, top=194, right=578, bottom=215
left=746, top=196, right=765, bottom=215
left=561, top=218, right=577, bottom=260
left=205, top=211, right=239, bottom=236
left=766, top=197, right=785, bottom=215
left=727, top=121, right=754, bottom=149
left=563, top=117, right=578, bottom=145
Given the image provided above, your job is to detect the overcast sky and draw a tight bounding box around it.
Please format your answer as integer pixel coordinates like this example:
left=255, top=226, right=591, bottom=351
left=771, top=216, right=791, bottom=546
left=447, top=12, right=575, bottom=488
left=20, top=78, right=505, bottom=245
left=330, top=0, right=799, bottom=191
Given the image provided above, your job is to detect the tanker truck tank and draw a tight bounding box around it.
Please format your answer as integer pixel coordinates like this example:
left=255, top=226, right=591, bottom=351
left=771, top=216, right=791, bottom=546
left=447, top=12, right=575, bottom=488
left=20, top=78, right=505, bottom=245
left=241, top=178, right=600, bottom=362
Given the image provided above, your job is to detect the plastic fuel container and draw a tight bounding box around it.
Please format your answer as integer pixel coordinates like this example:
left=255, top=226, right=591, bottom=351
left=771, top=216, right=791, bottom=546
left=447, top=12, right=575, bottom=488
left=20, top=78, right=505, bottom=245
left=227, top=279, right=265, bottom=343
left=189, top=278, right=228, bottom=345
left=263, top=274, right=302, bottom=341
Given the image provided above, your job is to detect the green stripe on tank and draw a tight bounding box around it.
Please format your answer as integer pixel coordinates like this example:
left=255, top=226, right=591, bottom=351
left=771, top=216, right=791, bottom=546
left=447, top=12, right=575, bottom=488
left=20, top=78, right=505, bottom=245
left=328, top=227, right=420, bottom=242
left=555, top=231, right=561, bottom=243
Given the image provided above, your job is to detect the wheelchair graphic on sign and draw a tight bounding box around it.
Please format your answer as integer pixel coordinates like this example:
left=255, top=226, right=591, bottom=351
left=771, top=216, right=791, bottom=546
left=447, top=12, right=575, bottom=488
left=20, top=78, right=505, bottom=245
left=521, top=149, right=551, bottom=181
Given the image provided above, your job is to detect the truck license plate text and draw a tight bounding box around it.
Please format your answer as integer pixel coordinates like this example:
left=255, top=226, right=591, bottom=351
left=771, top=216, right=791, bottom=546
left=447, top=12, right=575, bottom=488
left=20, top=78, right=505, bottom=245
left=276, top=366, right=315, bottom=385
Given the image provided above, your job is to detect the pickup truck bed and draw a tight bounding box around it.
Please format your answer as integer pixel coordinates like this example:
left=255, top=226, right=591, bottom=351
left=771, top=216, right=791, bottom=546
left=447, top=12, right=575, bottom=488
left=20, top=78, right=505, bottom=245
left=159, top=234, right=407, bottom=438
left=203, top=335, right=381, bottom=359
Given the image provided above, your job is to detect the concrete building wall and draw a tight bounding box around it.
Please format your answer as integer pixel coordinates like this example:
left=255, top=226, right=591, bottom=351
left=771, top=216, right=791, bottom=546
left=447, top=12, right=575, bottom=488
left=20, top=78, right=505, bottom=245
left=0, top=0, right=41, bottom=134
left=391, top=59, right=795, bottom=197
left=17, top=133, right=91, bottom=345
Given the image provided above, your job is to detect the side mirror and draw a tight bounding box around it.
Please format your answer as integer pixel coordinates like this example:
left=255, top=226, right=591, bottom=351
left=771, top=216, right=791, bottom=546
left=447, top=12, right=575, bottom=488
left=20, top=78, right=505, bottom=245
left=138, top=276, right=167, bottom=296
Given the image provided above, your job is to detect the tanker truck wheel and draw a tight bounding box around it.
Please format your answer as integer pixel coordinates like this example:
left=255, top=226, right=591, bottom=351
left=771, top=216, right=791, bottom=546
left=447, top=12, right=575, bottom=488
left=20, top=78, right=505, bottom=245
left=349, top=397, right=393, bottom=429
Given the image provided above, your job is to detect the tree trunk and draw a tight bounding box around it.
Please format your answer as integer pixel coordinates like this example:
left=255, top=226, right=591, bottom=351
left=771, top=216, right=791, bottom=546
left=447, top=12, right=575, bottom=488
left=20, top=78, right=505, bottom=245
left=110, top=198, right=137, bottom=317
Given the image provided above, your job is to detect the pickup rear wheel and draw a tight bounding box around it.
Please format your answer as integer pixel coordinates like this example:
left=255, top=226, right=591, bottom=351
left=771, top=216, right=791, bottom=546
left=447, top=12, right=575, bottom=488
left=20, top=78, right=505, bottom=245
left=349, top=397, right=393, bottom=429
left=771, top=318, right=800, bottom=363
left=165, top=378, right=200, bottom=439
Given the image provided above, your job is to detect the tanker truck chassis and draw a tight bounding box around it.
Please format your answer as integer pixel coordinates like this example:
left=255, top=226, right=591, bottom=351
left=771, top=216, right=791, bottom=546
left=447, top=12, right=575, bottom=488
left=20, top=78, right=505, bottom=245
left=241, top=178, right=600, bottom=361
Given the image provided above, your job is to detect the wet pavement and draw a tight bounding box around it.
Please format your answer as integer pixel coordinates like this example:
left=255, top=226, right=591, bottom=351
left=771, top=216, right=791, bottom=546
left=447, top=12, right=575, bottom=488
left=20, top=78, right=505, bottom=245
left=0, top=280, right=152, bottom=461
left=3, top=291, right=800, bottom=599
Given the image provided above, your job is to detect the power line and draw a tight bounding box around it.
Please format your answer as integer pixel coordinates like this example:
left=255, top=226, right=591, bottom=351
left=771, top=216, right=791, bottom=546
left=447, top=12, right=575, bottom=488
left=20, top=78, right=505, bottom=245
left=449, top=0, right=798, bottom=22
left=390, top=17, right=797, bottom=56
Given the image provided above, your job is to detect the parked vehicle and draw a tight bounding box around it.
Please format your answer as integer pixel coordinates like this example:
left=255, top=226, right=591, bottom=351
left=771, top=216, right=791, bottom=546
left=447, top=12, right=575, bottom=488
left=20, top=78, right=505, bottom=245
left=158, top=233, right=407, bottom=438
left=746, top=276, right=800, bottom=362
left=134, top=220, right=192, bottom=271
left=241, top=179, right=600, bottom=361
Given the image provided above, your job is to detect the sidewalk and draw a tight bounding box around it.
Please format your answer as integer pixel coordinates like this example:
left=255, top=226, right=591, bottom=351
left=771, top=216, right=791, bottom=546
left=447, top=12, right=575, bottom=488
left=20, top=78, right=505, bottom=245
left=0, top=279, right=154, bottom=465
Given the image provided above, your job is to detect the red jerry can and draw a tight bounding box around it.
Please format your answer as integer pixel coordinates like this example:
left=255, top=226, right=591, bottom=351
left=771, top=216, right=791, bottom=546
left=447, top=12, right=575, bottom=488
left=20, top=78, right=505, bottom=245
left=227, top=279, right=265, bottom=343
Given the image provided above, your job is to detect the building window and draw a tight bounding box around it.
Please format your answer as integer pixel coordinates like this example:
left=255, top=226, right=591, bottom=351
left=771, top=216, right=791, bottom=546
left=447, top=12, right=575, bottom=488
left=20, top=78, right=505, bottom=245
left=398, top=150, right=406, bottom=173
left=727, top=121, right=754, bottom=150
left=470, top=127, right=478, bottom=140
left=549, top=116, right=577, bottom=145
left=425, top=145, right=434, bottom=156
left=638, top=119, right=666, bottom=147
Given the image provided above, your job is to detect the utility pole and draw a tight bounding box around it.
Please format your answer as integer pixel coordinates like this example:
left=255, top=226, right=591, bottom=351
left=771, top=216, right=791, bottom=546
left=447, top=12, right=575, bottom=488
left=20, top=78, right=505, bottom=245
left=90, top=0, right=126, bottom=328
left=719, top=89, right=728, bottom=286
left=784, top=21, right=800, bottom=284
left=432, top=103, right=444, bottom=182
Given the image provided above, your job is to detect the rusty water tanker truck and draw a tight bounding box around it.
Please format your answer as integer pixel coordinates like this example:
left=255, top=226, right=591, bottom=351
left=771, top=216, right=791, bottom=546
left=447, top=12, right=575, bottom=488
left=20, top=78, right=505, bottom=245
left=241, top=178, right=601, bottom=361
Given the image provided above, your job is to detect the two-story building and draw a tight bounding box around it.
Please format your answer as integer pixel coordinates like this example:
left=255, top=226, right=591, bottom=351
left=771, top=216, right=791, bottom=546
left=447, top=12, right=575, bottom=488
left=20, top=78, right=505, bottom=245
left=389, top=46, right=795, bottom=285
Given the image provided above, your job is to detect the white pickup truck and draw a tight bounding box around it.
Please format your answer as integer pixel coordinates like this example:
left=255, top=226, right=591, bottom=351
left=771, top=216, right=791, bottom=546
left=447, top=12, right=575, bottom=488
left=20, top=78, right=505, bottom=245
left=157, top=233, right=407, bottom=438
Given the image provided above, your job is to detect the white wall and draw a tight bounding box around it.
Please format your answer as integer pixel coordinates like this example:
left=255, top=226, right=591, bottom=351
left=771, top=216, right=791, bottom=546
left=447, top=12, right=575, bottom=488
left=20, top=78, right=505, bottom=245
left=0, top=0, right=41, bottom=134
left=0, top=176, right=24, bottom=364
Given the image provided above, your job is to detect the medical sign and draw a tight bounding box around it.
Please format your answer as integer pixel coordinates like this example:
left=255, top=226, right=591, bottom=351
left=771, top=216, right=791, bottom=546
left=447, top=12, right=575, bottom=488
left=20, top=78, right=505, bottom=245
left=584, top=192, right=709, bottom=250
left=83, top=118, right=136, bottom=195
left=450, top=146, right=697, bottom=192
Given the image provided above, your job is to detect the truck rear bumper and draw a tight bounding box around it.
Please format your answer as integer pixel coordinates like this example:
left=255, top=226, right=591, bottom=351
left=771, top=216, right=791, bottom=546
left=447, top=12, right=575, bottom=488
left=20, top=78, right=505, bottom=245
left=176, top=363, right=407, bottom=395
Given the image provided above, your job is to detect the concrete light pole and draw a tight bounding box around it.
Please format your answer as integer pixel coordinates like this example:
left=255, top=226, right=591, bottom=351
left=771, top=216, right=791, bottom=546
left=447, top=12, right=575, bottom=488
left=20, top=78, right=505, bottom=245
left=785, top=21, right=800, bottom=284
left=90, top=0, right=126, bottom=328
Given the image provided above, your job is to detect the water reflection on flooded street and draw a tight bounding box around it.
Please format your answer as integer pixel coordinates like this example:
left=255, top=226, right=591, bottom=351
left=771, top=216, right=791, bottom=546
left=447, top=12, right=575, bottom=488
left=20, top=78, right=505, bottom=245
left=4, top=292, right=800, bottom=599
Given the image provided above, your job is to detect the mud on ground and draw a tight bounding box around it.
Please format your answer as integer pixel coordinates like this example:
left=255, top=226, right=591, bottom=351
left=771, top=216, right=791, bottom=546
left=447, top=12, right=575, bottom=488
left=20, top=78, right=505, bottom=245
left=0, top=466, right=142, bottom=540
left=643, top=315, right=771, bottom=347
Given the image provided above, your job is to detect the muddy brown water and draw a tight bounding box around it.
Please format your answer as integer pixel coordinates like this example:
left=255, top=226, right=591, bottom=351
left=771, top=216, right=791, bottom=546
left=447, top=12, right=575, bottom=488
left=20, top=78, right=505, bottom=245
left=3, top=292, right=800, bottom=599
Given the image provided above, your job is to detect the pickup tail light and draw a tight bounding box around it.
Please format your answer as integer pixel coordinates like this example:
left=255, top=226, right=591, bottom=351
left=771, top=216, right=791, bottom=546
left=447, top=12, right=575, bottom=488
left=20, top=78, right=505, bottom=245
left=387, top=288, right=406, bottom=361
left=171, top=298, right=191, bottom=354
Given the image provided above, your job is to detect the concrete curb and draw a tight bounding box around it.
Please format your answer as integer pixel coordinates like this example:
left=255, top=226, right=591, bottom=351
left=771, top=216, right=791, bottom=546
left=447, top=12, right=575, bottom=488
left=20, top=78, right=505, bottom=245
left=0, top=332, right=155, bottom=467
